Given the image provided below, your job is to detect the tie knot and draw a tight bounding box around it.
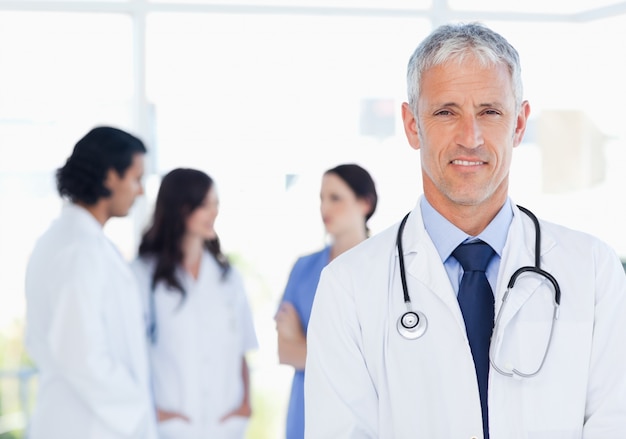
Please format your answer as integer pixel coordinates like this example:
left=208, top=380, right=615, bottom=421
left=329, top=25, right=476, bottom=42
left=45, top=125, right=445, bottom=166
left=452, top=241, right=495, bottom=273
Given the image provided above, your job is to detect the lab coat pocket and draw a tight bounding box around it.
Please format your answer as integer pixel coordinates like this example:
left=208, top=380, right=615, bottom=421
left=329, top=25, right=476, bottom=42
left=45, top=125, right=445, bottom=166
left=217, top=415, right=250, bottom=439
left=158, top=417, right=194, bottom=439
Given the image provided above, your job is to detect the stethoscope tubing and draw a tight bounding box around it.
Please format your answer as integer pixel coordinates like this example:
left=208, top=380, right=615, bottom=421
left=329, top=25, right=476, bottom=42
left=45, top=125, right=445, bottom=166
left=395, top=205, right=561, bottom=377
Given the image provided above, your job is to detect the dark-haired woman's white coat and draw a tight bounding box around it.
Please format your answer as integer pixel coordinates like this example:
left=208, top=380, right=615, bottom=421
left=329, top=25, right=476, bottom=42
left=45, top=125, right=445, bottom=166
left=132, top=251, right=258, bottom=439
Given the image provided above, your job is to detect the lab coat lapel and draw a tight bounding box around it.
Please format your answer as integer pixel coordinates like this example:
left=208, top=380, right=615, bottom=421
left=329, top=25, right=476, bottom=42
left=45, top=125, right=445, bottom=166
left=402, top=205, right=467, bottom=332
left=494, top=205, right=557, bottom=332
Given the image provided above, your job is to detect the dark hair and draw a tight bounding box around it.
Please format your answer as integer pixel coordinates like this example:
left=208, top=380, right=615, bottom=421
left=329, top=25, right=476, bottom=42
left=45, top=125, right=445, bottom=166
left=138, top=168, right=230, bottom=298
left=56, top=126, right=147, bottom=205
left=325, top=163, right=378, bottom=232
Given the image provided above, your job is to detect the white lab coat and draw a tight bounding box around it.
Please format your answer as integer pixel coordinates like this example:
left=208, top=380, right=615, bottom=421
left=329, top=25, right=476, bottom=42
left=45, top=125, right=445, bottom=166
left=131, top=251, right=258, bottom=439
left=24, top=203, right=157, bottom=439
left=305, top=201, right=626, bottom=439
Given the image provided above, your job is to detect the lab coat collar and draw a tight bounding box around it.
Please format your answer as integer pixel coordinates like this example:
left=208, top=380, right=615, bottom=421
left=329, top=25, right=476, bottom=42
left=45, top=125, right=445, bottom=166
left=63, top=201, right=137, bottom=298
left=62, top=202, right=105, bottom=236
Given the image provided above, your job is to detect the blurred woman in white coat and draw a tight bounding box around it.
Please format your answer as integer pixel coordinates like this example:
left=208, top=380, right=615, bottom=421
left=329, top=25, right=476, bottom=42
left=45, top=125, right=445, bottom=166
left=24, top=126, right=158, bottom=439
left=132, top=168, right=258, bottom=439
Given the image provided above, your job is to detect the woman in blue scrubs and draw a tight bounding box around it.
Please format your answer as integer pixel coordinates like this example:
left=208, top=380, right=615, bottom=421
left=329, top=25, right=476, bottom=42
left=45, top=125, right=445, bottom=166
left=275, top=163, right=377, bottom=439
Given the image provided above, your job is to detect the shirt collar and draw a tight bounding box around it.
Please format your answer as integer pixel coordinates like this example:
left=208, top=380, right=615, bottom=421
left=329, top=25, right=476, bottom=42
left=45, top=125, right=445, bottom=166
left=420, top=196, right=513, bottom=262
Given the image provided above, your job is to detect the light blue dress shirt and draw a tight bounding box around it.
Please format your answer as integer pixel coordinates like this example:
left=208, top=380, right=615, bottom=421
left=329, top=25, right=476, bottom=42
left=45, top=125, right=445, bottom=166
left=420, top=196, right=513, bottom=294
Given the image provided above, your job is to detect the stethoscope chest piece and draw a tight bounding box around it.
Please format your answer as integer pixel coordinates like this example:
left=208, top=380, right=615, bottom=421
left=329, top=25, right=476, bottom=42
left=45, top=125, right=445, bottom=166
left=397, top=310, right=428, bottom=340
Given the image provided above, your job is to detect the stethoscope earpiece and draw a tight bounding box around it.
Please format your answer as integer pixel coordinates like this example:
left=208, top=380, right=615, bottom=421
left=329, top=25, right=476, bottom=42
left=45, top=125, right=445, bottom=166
left=397, top=310, right=428, bottom=340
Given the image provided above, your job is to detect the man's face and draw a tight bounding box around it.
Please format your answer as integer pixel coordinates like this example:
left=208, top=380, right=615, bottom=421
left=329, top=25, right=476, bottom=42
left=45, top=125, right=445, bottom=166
left=104, top=153, right=145, bottom=218
left=402, top=57, right=530, bottom=215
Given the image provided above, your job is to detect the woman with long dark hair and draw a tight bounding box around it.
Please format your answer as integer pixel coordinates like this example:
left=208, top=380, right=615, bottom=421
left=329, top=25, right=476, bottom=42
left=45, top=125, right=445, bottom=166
left=132, top=168, right=257, bottom=439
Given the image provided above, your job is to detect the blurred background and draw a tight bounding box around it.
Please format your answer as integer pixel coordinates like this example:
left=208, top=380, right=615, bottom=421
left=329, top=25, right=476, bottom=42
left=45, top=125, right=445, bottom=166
left=1, top=0, right=626, bottom=437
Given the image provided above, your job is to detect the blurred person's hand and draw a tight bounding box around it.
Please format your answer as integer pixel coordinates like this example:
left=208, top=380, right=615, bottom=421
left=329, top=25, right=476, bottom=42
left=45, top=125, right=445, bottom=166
left=275, top=301, right=305, bottom=342
left=157, top=408, right=191, bottom=423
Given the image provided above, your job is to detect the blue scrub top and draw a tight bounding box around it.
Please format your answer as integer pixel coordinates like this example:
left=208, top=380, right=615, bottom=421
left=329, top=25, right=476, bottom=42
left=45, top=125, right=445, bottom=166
left=280, top=246, right=331, bottom=439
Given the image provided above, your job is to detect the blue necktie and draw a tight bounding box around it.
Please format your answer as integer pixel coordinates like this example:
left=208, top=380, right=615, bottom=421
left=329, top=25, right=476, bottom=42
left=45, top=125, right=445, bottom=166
left=452, top=241, right=495, bottom=439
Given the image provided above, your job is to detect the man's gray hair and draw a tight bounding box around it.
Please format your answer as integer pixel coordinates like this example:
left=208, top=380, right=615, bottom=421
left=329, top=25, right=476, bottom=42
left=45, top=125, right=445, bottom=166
left=407, top=22, right=523, bottom=114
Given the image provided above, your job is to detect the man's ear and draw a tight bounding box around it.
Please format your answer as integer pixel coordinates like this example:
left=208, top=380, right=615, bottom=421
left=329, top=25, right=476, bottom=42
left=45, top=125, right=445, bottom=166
left=103, top=168, right=119, bottom=191
left=401, top=102, right=421, bottom=151
left=513, top=100, right=531, bottom=148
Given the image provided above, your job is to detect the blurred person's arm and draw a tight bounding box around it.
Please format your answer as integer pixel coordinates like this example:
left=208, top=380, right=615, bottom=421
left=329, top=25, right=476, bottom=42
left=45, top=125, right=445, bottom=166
left=275, top=301, right=307, bottom=370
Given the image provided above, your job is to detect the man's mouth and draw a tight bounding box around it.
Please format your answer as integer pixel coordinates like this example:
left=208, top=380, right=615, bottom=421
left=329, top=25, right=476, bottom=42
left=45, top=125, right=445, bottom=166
left=451, top=160, right=485, bottom=166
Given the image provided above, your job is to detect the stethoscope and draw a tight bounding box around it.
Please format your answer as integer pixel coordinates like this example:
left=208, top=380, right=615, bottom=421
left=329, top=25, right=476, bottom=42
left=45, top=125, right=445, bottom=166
left=395, top=205, right=561, bottom=378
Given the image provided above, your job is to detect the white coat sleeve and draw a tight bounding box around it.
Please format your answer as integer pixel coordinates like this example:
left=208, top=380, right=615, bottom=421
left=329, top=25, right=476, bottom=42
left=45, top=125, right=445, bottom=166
left=582, top=243, right=626, bottom=438
left=48, top=244, right=152, bottom=437
left=304, top=264, right=378, bottom=439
